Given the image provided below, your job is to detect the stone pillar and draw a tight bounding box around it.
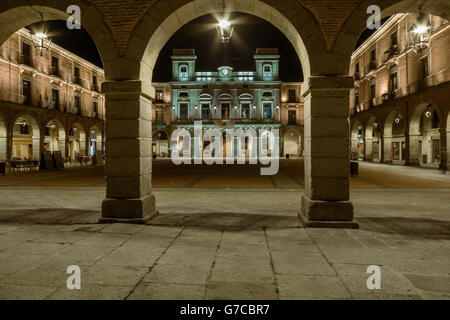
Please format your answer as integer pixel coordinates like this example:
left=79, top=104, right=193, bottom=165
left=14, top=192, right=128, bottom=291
left=6, top=132, right=12, bottom=162
left=299, top=76, right=358, bottom=228
left=100, top=80, right=158, bottom=224
left=439, top=127, right=448, bottom=170
left=379, top=134, right=384, bottom=163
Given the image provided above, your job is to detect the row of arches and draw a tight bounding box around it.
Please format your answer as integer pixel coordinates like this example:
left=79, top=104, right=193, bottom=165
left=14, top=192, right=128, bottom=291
left=352, top=102, right=450, bottom=168
left=0, top=113, right=102, bottom=162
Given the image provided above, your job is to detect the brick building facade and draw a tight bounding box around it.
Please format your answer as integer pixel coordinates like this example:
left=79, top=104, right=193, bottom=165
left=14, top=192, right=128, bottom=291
left=0, top=28, right=105, bottom=162
left=350, top=13, right=450, bottom=169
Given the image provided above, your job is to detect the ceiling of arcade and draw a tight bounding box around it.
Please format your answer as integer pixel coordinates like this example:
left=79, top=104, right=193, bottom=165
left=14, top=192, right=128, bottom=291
left=89, top=0, right=363, bottom=54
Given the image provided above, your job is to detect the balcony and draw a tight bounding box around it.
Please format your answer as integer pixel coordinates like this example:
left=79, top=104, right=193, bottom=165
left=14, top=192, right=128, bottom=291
left=49, top=66, right=60, bottom=77
left=19, top=55, right=33, bottom=67
left=73, top=77, right=82, bottom=86
left=384, top=45, right=399, bottom=62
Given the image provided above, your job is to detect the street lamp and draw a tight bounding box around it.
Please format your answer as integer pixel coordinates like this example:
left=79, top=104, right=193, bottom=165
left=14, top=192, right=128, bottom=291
left=409, top=11, right=432, bottom=53
left=217, top=19, right=234, bottom=43
left=394, top=114, right=401, bottom=124
left=424, top=104, right=432, bottom=118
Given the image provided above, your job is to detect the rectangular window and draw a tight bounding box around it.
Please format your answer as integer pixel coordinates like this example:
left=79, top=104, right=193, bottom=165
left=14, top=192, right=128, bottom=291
left=355, top=92, right=360, bottom=106
left=92, top=75, right=98, bottom=91
left=51, top=56, right=59, bottom=76
left=288, top=110, right=297, bottom=125
left=370, top=49, right=376, bottom=61
left=263, top=103, right=273, bottom=119
left=370, top=84, right=376, bottom=101
left=288, top=89, right=296, bottom=102
left=156, top=90, right=164, bottom=102
left=201, top=104, right=210, bottom=120
left=22, top=80, right=31, bottom=104
left=74, top=67, right=81, bottom=85
left=74, top=96, right=81, bottom=113
left=221, top=103, right=230, bottom=119
left=21, top=43, right=32, bottom=66
left=52, top=89, right=59, bottom=108
left=93, top=101, right=98, bottom=114
left=355, top=62, right=360, bottom=73
left=389, top=73, right=398, bottom=92
left=390, top=32, right=398, bottom=47
left=241, top=104, right=250, bottom=119
left=180, top=103, right=189, bottom=120
left=179, top=91, right=189, bottom=98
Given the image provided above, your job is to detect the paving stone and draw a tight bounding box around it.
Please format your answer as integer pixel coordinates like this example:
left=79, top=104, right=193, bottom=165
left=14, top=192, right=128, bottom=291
left=101, top=223, right=146, bottom=235
left=0, top=253, right=45, bottom=274
left=271, top=251, right=336, bottom=276
left=128, top=283, right=205, bottom=300
left=6, top=242, right=67, bottom=255
left=143, top=263, right=211, bottom=285
left=48, top=285, right=133, bottom=300
left=266, top=227, right=311, bottom=242
left=276, top=275, right=351, bottom=299
left=0, top=284, right=59, bottom=300
left=75, top=233, right=132, bottom=247
left=205, top=282, right=278, bottom=300
left=216, top=244, right=270, bottom=258
left=140, top=225, right=184, bottom=238
left=122, top=234, right=175, bottom=248
left=53, top=245, right=115, bottom=264
left=157, top=245, right=217, bottom=267
left=221, top=229, right=267, bottom=246
left=211, top=256, right=274, bottom=284
left=83, top=265, right=148, bottom=286
left=403, top=274, right=450, bottom=293
left=98, top=246, right=163, bottom=267
left=32, top=231, right=92, bottom=244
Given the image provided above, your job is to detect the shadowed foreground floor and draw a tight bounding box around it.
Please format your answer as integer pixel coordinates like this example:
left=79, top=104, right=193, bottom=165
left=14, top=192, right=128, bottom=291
left=0, top=161, right=448, bottom=300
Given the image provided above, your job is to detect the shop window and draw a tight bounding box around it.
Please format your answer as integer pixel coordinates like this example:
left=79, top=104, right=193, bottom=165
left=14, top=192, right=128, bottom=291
left=263, top=103, right=273, bottom=119
left=201, top=104, right=210, bottom=120
left=221, top=103, right=230, bottom=119
left=241, top=104, right=250, bottom=119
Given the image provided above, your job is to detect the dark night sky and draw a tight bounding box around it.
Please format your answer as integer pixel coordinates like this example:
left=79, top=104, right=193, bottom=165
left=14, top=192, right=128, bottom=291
left=36, top=13, right=388, bottom=81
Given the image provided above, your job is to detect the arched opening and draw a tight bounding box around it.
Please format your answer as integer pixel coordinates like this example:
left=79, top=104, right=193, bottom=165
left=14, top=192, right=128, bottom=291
left=410, top=102, right=442, bottom=168
left=88, top=125, right=102, bottom=156
left=0, top=114, right=7, bottom=161
left=351, top=122, right=365, bottom=160
left=283, top=130, right=301, bottom=158
left=43, top=119, right=65, bottom=155
left=12, top=114, right=40, bottom=160
left=68, top=123, right=86, bottom=158
left=384, top=111, right=406, bottom=164
left=365, top=117, right=382, bottom=162
left=152, top=130, right=169, bottom=158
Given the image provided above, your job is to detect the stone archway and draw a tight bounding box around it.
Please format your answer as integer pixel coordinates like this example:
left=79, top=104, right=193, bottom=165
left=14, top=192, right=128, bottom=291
left=44, top=119, right=66, bottom=154
left=384, top=111, right=406, bottom=164
left=410, top=102, right=442, bottom=167
left=69, top=123, right=87, bottom=158
left=0, top=114, right=7, bottom=161
left=351, top=122, right=364, bottom=160
left=12, top=114, right=40, bottom=160
left=101, top=0, right=357, bottom=228
left=283, top=130, right=301, bottom=158
left=88, top=125, right=102, bottom=156
left=365, top=117, right=382, bottom=162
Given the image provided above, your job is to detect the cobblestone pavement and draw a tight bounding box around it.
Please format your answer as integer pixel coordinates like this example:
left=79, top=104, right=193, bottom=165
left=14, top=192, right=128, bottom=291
left=0, top=161, right=449, bottom=300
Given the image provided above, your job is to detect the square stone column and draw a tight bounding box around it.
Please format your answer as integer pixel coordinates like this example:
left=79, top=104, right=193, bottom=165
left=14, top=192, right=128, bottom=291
left=100, top=80, right=158, bottom=224
left=300, top=76, right=358, bottom=228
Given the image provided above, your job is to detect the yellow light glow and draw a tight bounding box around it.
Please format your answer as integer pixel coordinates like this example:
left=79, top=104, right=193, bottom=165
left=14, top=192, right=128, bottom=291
left=218, top=20, right=230, bottom=29
left=413, top=25, right=429, bottom=34
left=35, top=33, right=48, bottom=39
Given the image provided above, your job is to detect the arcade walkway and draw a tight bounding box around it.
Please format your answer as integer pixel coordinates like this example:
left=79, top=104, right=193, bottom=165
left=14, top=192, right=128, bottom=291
left=0, top=160, right=448, bottom=300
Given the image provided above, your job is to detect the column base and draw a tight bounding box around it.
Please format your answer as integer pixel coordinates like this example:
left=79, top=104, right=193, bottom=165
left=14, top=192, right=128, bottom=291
left=299, top=195, right=359, bottom=229
left=99, top=194, right=159, bottom=224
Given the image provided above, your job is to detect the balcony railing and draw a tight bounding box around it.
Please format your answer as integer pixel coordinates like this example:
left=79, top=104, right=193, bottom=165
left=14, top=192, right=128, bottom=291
left=384, top=45, right=399, bottom=62
left=367, top=60, right=377, bottom=72
left=49, top=66, right=61, bottom=77
left=19, top=55, right=33, bottom=67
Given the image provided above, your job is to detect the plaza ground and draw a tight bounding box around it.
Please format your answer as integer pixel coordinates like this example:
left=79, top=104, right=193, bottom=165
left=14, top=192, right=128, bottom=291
left=0, top=160, right=449, bottom=300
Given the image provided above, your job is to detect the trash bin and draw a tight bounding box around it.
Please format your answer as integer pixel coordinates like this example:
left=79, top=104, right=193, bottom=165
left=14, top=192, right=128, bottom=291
left=350, top=161, right=359, bottom=176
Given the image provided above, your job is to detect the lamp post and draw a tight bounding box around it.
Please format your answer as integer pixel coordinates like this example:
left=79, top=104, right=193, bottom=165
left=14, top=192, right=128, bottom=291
left=409, top=11, right=432, bottom=53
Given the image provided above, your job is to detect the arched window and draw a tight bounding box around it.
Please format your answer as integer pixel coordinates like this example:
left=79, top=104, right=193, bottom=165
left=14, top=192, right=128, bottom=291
left=179, top=65, right=188, bottom=78
left=263, top=64, right=272, bottom=78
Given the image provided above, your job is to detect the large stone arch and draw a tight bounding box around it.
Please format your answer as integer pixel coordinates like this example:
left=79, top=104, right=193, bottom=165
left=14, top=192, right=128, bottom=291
left=68, top=122, right=87, bottom=158
left=0, top=1, right=118, bottom=67
left=410, top=101, right=442, bottom=167
left=101, top=0, right=358, bottom=227
left=12, top=113, right=41, bottom=160
left=365, top=116, right=382, bottom=161
left=351, top=121, right=364, bottom=159
left=43, top=119, right=66, bottom=154
left=88, top=125, right=102, bottom=156
left=384, top=110, right=406, bottom=163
